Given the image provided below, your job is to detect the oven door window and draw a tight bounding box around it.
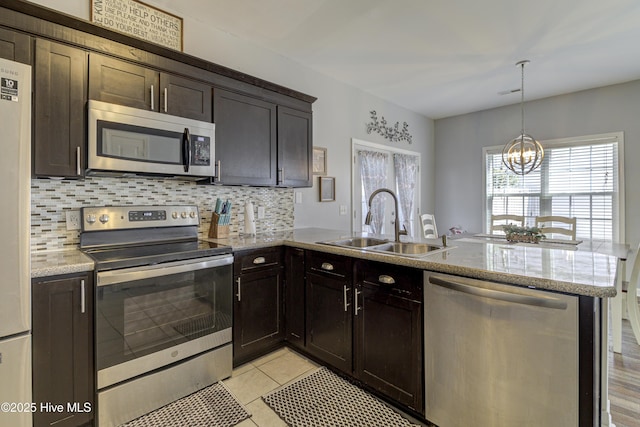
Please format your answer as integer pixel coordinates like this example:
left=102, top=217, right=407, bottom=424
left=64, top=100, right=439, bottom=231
left=96, top=263, right=232, bottom=371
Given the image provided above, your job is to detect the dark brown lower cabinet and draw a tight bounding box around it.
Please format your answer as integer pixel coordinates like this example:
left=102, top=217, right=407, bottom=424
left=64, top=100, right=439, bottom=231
left=32, top=273, right=94, bottom=427
left=284, top=247, right=305, bottom=350
left=354, top=260, right=423, bottom=413
left=305, top=251, right=353, bottom=374
left=233, top=248, right=284, bottom=366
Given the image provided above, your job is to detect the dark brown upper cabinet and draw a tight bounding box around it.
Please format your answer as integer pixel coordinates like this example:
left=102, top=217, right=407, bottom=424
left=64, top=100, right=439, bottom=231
left=89, top=53, right=212, bottom=122
left=33, top=39, right=87, bottom=178
left=213, top=88, right=278, bottom=186
left=212, top=89, right=312, bottom=187
left=0, top=27, right=31, bottom=64
left=277, top=106, right=313, bottom=187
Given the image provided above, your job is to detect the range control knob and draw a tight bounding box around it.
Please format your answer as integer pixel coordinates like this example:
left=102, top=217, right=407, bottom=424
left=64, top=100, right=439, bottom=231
left=99, top=214, right=110, bottom=224
left=181, top=212, right=187, bottom=219
left=189, top=211, right=196, bottom=218
left=86, top=214, right=96, bottom=224
left=172, top=211, right=179, bottom=219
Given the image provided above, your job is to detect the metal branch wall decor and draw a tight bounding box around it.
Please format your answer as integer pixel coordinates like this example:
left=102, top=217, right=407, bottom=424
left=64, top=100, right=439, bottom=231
left=366, top=110, right=412, bottom=144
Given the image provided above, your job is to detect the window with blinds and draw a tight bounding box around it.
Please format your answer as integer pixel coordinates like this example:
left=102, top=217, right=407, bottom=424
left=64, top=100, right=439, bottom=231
left=484, top=132, right=623, bottom=241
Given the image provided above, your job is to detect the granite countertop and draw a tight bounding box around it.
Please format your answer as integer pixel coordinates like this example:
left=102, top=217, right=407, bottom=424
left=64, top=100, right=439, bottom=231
left=31, top=248, right=95, bottom=278
left=205, top=228, right=618, bottom=298
left=31, top=228, right=618, bottom=297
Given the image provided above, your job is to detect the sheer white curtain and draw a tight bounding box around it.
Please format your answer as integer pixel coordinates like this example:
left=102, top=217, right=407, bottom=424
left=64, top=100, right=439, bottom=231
left=358, top=150, right=389, bottom=234
left=393, top=153, right=419, bottom=237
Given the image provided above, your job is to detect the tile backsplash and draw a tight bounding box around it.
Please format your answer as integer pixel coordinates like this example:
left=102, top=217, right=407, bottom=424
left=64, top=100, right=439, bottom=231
left=31, top=176, right=294, bottom=252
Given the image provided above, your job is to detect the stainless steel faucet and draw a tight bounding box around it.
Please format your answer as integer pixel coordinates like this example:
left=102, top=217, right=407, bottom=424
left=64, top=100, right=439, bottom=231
left=364, top=188, right=407, bottom=242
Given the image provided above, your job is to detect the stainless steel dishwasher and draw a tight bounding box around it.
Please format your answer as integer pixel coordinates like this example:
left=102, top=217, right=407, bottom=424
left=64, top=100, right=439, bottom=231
left=424, top=272, right=579, bottom=427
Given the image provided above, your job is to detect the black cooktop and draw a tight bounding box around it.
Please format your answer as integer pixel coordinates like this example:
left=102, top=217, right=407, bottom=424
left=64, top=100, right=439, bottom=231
left=84, top=240, right=232, bottom=271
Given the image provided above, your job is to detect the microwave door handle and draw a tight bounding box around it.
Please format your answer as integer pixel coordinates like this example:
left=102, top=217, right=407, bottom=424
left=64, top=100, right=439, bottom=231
left=182, top=127, right=191, bottom=172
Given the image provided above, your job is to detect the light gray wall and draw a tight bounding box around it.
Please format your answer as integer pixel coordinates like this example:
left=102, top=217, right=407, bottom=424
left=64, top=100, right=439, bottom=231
left=435, top=80, right=640, bottom=246
left=30, top=0, right=435, bottom=232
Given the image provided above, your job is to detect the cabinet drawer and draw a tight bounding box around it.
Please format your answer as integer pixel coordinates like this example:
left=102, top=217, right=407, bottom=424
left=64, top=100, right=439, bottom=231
left=356, top=260, right=422, bottom=301
left=235, top=247, right=283, bottom=273
left=306, top=250, right=352, bottom=279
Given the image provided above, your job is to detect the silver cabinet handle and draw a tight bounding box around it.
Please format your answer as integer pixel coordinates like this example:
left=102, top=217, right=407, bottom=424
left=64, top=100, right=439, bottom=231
left=354, top=288, right=361, bottom=316
left=343, top=285, right=351, bottom=312
left=378, top=275, right=395, bottom=284
left=321, top=262, right=334, bottom=271
left=163, top=87, right=168, bottom=112
left=277, top=168, right=284, bottom=184
left=150, top=84, right=154, bottom=110
left=80, top=279, right=86, bottom=314
left=429, top=275, right=568, bottom=310
left=215, top=160, right=222, bottom=182
left=76, top=146, right=81, bottom=176
left=236, top=277, right=241, bottom=302
left=253, top=257, right=266, bottom=264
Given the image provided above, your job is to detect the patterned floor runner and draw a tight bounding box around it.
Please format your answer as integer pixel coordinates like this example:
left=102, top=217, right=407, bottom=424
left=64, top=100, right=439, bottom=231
left=120, top=382, right=250, bottom=427
left=262, top=367, right=422, bottom=427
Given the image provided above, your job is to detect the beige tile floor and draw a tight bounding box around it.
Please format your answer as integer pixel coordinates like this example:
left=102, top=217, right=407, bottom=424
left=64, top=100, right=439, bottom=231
left=224, top=347, right=427, bottom=427
left=223, top=347, right=319, bottom=427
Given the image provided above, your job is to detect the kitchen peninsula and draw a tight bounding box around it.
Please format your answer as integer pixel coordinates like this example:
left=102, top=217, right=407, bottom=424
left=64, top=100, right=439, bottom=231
left=31, top=227, right=618, bottom=426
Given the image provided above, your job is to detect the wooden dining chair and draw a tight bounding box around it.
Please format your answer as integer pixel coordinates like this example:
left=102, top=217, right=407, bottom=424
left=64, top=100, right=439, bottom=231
left=490, top=214, right=524, bottom=234
left=622, top=243, right=640, bottom=345
left=420, top=213, right=438, bottom=238
left=535, top=216, right=577, bottom=240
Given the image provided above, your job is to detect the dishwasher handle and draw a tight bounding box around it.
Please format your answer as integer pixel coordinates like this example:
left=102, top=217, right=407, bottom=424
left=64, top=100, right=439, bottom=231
left=428, top=275, right=568, bottom=310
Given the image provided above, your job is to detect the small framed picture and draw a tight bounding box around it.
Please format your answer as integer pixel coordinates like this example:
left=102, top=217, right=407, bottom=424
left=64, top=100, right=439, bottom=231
left=319, top=176, right=335, bottom=202
left=313, top=147, right=327, bottom=175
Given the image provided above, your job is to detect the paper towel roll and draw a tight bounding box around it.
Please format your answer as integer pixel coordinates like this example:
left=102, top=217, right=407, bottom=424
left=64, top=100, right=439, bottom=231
left=244, top=202, right=256, bottom=236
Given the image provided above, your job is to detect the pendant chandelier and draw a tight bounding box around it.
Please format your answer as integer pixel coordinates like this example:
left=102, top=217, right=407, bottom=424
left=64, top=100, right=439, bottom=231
left=502, top=60, right=544, bottom=175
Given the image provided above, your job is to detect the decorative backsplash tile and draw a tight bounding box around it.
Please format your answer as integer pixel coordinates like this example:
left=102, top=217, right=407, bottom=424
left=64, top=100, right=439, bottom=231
left=31, top=176, right=294, bottom=252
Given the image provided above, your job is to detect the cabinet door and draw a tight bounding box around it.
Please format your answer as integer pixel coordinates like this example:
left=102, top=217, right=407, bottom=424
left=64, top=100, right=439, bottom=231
left=160, top=73, right=212, bottom=121
left=34, top=39, right=87, bottom=177
left=284, top=247, right=305, bottom=349
left=0, top=27, right=31, bottom=63
left=32, top=274, right=94, bottom=427
left=354, top=282, right=423, bottom=413
left=354, top=260, right=423, bottom=413
left=233, top=266, right=284, bottom=366
left=213, top=88, right=277, bottom=185
left=305, top=270, right=352, bottom=373
left=277, top=106, right=312, bottom=187
left=89, top=53, right=159, bottom=110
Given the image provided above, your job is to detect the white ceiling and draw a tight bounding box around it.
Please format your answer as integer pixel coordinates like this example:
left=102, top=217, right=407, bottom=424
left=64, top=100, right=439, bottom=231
left=147, top=0, right=640, bottom=119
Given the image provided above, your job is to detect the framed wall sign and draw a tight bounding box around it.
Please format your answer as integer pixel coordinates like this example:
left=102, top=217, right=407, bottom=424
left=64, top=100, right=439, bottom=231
left=312, top=147, right=327, bottom=175
left=90, top=0, right=183, bottom=51
left=319, top=176, right=335, bottom=202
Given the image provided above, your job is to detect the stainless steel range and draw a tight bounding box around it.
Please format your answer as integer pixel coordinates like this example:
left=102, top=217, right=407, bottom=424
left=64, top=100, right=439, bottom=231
left=80, top=205, right=233, bottom=427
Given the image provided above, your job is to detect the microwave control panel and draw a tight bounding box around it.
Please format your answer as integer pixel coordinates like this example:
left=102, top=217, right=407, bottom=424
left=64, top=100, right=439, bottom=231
left=191, top=136, right=211, bottom=166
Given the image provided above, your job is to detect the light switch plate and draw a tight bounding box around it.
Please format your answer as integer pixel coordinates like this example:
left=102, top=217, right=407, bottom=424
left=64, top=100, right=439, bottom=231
left=295, top=192, right=303, bottom=204
left=257, top=206, right=265, bottom=219
left=339, top=205, right=347, bottom=215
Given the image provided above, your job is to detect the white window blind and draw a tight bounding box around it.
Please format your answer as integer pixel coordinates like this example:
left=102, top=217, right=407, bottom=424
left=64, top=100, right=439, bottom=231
left=484, top=133, right=623, bottom=241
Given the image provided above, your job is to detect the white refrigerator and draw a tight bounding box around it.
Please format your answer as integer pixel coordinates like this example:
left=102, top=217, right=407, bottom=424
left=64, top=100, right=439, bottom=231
left=0, top=58, right=32, bottom=427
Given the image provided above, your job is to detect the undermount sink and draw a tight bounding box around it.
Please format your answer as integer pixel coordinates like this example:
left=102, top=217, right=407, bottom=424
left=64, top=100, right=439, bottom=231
left=365, top=242, right=443, bottom=256
left=318, top=237, right=389, bottom=248
left=318, top=238, right=448, bottom=258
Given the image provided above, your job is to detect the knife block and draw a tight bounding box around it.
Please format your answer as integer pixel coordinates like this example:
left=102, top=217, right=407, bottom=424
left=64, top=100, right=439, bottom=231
left=208, top=213, right=229, bottom=238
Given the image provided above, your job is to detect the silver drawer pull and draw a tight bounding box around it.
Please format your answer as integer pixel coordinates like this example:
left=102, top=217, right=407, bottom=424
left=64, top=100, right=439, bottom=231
left=379, top=275, right=396, bottom=284
left=321, top=262, right=334, bottom=271
left=253, top=256, right=266, bottom=264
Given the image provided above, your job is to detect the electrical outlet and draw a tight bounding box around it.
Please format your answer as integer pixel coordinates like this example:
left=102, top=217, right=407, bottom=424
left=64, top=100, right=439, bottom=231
left=257, top=206, right=265, bottom=219
left=65, top=210, right=81, bottom=230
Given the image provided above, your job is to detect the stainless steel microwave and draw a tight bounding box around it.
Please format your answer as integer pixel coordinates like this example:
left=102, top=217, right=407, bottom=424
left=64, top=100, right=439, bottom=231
left=88, top=100, right=215, bottom=178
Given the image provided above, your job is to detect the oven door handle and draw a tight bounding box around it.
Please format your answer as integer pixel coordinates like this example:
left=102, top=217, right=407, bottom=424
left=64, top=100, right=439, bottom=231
left=97, top=254, right=233, bottom=287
